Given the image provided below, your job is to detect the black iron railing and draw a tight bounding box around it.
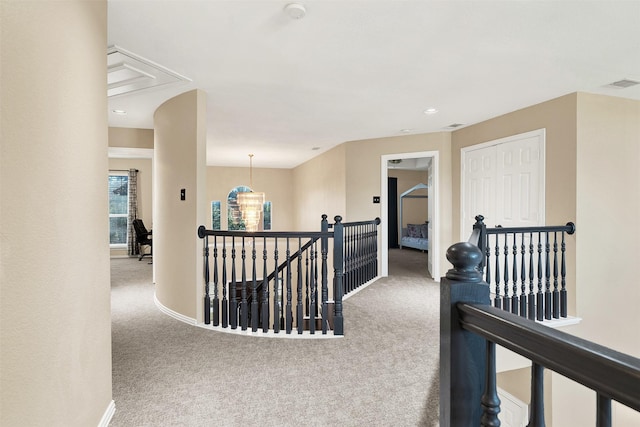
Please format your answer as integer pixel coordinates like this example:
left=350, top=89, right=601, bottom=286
left=331, top=217, right=381, bottom=296
left=197, top=215, right=380, bottom=336
left=440, top=242, right=640, bottom=426
left=470, top=215, right=576, bottom=321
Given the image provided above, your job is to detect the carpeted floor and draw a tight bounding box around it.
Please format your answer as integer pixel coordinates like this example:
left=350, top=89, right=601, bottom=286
left=110, top=248, right=439, bottom=426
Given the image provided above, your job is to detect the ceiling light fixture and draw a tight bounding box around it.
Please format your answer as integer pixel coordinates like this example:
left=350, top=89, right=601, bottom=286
left=284, top=3, right=306, bottom=19
left=400, top=129, right=412, bottom=133
left=236, top=154, right=265, bottom=232
left=112, top=109, right=127, bottom=115
left=424, top=108, right=438, bottom=115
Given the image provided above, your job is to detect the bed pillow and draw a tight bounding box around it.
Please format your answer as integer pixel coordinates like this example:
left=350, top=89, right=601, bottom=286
left=420, top=223, right=428, bottom=239
left=407, top=224, right=422, bottom=238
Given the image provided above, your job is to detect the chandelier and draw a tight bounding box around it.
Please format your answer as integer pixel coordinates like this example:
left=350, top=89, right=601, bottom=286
left=236, top=154, right=265, bottom=232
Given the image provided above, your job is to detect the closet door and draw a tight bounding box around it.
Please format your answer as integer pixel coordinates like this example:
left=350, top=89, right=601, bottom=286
left=461, top=130, right=545, bottom=240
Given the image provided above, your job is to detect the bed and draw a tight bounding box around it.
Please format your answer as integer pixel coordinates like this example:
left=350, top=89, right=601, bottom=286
left=401, top=222, right=429, bottom=251
left=398, top=182, right=429, bottom=251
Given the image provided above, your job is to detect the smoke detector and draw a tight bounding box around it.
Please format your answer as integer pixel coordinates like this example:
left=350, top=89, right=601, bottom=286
left=284, top=3, right=306, bottom=19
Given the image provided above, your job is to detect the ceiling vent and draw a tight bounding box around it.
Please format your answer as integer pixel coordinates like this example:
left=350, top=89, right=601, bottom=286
left=608, top=79, right=640, bottom=89
left=107, top=45, right=191, bottom=97
left=445, top=123, right=465, bottom=129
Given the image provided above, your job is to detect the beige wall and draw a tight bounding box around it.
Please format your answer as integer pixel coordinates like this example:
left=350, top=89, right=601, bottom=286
left=344, top=132, right=453, bottom=277
left=0, top=1, right=113, bottom=425
left=292, top=144, right=347, bottom=231
left=207, top=166, right=293, bottom=231
left=452, top=93, right=578, bottom=316
left=108, top=157, right=153, bottom=256
left=389, top=169, right=429, bottom=228
left=154, top=90, right=207, bottom=321
left=108, top=127, right=154, bottom=149
left=551, top=93, right=640, bottom=427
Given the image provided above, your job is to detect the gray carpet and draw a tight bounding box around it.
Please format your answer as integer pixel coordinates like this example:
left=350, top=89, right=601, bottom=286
left=110, top=248, right=439, bottom=426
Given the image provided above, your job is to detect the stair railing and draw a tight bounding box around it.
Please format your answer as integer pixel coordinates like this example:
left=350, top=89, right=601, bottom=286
left=470, top=214, right=576, bottom=321
left=440, top=242, right=640, bottom=426
left=198, top=214, right=364, bottom=336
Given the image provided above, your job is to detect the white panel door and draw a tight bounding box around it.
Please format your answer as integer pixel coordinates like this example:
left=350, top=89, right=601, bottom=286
left=496, top=135, right=543, bottom=228
left=462, top=129, right=545, bottom=240
left=462, top=145, right=497, bottom=240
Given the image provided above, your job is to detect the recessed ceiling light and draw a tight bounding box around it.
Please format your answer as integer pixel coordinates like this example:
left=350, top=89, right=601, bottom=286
left=284, top=3, right=306, bottom=19
left=400, top=129, right=412, bottom=133
left=424, top=108, right=438, bottom=115
left=112, top=109, right=127, bottom=115
left=311, top=146, right=321, bottom=151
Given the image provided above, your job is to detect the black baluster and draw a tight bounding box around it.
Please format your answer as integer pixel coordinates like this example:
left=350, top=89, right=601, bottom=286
left=213, top=237, right=220, bottom=326
left=321, top=227, right=329, bottom=334
left=240, top=238, right=248, bottom=330
left=552, top=232, right=559, bottom=319
left=596, top=394, right=612, bottom=427
left=494, top=235, right=501, bottom=309
left=519, top=233, right=527, bottom=317
left=286, top=239, right=293, bottom=334
left=309, top=242, right=316, bottom=334
left=527, top=363, right=546, bottom=427
left=512, top=233, right=519, bottom=315
left=297, top=237, right=303, bottom=334
left=305, top=248, right=310, bottom=317
left=544, top=232, right=551, bottom=320
left=528, top=232, right=535, bottom=320
left=251, top=237, right=258, bottom=332
left=222, top=236, right=228, bottom=328
left=480, top=341, right=501, bottom=427
left=485, top=242, right=492, bottom=289
left=230, top=236, right=237, bottom=329
left=503, top=234, right=510, bottom=312
left=273, top=238, right=279, bottom=333
left=560, top=231, right=567, bottom=318
left=203, top=235, right=211, bottom=325
left=262, top=237, right=269, bottom=333
left=536, top=232, right=543, bottom=321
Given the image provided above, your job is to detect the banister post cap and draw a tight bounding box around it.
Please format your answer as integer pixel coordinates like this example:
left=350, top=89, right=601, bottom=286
left=445, top=242, right=483, bottom=282
left=322, top=214, right=328, bottom=220
left=334, top=215, right=342, bottom=223
left=474, top=215, right=485, bottom=223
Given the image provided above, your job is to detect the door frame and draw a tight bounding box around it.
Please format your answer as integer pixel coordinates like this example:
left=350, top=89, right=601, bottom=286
left=380, top=151, right=440, bottom=280
left=460, top=128, right=546, bottom=241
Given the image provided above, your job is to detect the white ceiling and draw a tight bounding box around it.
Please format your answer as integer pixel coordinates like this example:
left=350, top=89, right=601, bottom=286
left=107, top=0, right=640, bottom=169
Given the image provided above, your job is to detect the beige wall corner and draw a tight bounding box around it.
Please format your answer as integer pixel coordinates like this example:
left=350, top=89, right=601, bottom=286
left=0, top=1, right=112, bottom=426
left=153, top=89, right=207, bottom=321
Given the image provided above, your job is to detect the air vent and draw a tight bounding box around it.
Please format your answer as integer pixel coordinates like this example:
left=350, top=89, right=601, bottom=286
left=608, top=79, right=640, bottom=89
left=446, top=123, right=465, bottom=129
left=107, top=45, right=191, bottom=97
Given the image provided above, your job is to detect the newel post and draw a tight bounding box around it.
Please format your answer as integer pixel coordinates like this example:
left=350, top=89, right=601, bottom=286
left=332, top=215, right=344, bottom=335
left=440, top=242, right=491, bottom=427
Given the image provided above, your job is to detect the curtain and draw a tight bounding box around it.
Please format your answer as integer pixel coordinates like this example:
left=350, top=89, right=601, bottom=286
left=127, top=169, right=139, bottom=256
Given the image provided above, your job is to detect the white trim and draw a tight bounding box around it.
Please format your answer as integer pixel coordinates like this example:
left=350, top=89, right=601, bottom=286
left=342, top=276, right=381, bottom=301
left=98, top=400, right=115, bottom=427
left=381, top=151, right=440, bottom=281
left=154, top=292, right=343, bottom=339
left=460, top=128, right=546, bottom=241
left=154, top=293, right=198, bottom=325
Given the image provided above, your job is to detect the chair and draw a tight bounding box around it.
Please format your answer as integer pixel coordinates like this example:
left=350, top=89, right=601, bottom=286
left=132, top=219, right=152, bottom=261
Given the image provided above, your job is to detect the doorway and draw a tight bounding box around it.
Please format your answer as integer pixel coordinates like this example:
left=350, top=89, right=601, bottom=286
left=380, top=151, right=440, bottom=281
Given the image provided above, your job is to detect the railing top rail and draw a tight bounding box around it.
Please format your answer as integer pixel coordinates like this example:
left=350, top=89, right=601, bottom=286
left=339, top=217, right=381, bottom=228
left=484, top=222, right=576, bottom=235
left=197, top=226, right=332, bottom=240
left=457, top=303, right=640, bottom=412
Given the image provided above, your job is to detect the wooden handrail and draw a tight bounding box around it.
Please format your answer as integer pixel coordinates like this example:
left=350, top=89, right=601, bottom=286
left=457, top=302, right=640, bottom=412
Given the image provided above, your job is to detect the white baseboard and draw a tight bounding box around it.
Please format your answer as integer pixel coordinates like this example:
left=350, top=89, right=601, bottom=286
left=342, top=276, right=381, bottom=301
left=98, top=400, right=115, bottom=427
left=154, top=293, right=197, bottom=325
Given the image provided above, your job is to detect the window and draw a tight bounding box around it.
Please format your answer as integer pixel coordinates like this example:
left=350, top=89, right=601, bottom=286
left=211, top=201, right=221, bottom=230
left=109, top=174, right=129, bottom=246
